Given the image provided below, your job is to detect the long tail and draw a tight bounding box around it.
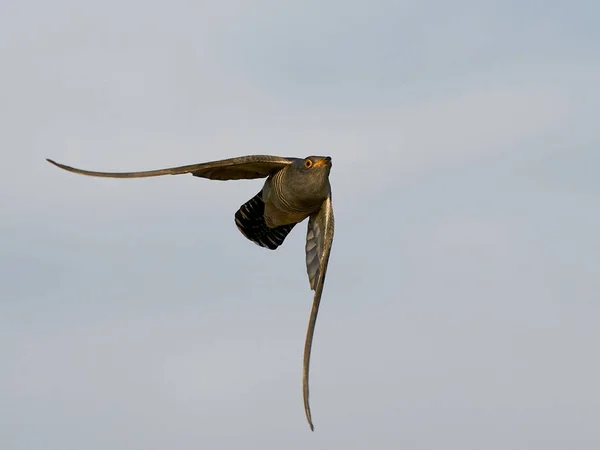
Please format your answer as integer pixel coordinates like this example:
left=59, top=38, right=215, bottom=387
left=234, top=192, right=295, bottom=250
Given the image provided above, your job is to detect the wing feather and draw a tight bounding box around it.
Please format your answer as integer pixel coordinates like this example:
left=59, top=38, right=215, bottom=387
left=46, top=155, right=293, bottom=180
left=303, top=193, right=334, bottom=431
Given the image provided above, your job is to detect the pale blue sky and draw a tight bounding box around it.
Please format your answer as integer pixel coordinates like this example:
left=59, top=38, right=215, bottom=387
left=1, top=1, right=599, bottom=449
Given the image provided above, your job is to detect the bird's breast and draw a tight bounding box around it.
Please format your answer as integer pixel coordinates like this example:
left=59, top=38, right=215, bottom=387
left=262, top=172, right=326, bottom=227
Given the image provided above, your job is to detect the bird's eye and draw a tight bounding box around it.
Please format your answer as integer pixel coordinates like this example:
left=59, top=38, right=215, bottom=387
left=304, top=159, right=313, bottom=168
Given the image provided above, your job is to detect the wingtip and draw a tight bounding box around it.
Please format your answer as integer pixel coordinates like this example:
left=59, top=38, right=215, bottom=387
left=305, top=401, right=315, bottom=431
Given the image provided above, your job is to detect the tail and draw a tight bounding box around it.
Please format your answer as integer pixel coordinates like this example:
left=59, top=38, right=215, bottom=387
left=235, top=192, right=295, bottom=250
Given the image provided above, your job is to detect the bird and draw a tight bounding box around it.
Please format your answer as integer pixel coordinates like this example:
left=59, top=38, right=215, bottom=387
left=46, top=155, right=334, bottom=431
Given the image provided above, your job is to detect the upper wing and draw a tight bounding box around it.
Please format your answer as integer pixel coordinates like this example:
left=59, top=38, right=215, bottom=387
left=303, top=193, right=335, bottom=431
left=46, top=155, right=293, bottom=181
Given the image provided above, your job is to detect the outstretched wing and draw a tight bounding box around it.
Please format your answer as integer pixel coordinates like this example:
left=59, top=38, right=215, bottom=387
left=46, top=155, right=293, bottom=181
left=303, top=192, right=335, bottom=431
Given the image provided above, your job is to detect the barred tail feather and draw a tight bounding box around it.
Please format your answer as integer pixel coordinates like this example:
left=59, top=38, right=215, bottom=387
left=234, top=192, right=295, bottom=250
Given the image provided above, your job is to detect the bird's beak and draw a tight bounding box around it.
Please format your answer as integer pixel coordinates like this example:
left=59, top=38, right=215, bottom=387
left=313, top=157, right=332, bottom=168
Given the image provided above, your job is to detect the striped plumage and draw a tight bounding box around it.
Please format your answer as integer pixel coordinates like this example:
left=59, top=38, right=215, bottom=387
left=46, top=154, right=335, bottom=431
left=234, top=191, right=296, bottom=250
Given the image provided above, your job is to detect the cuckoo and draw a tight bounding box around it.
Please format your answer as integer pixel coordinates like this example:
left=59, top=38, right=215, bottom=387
left=46, top=155, right=334, bottom=431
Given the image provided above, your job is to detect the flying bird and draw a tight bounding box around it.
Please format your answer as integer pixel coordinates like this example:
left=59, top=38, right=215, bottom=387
left=46, top=155, right=334, bottom=431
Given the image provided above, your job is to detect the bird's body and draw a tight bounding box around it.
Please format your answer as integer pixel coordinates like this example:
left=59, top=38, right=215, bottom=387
left=264, top=160, right=331, bottom=225
left=46, top=154, right=335, bottom=431
left=263, top=174, right=321, bottom=227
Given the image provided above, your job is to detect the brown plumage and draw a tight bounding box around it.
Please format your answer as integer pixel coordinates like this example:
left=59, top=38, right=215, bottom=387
left=47, top=155, right=335, bottom=431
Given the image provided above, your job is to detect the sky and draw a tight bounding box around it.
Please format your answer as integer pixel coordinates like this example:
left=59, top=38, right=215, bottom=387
left=1, top=0, right=599, bottom=448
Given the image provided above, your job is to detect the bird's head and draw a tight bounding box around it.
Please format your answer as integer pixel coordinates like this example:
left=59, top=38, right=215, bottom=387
left=292, top=156, right=332, bottom=174
left=283, top=156, right=332, bottom=206
left=291, top=156, right=332, bottom=182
